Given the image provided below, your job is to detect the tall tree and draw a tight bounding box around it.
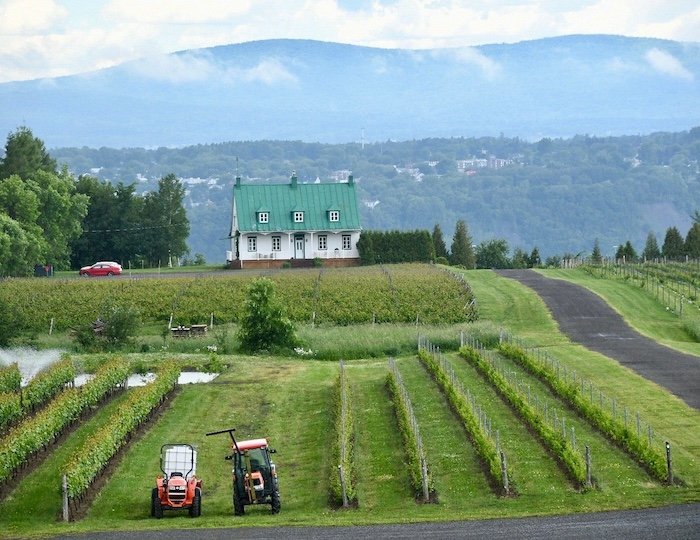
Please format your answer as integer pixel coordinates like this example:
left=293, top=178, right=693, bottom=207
left=449, top=219, right=475, bottom=268
left=685, top=222, right=700, bottom=258
left=621, top=240, right=638, bottom=262
left=475, top=239, right=510, bottom=269
left=528, top=246, right=541, bottom=267
left=662, top=226, right=685, bottom=259
left=591, top=239, right=602, bottom=264
left=142, top=174, right=190, bottom=266
left=642, top=232, right=661, bottom=261
left=432, top=223, right=449, bottom=260
left=0, top=126, right=56, bottom=180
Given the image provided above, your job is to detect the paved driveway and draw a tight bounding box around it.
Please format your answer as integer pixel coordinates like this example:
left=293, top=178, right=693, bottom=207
left=497, top=269, right=700, bottom=410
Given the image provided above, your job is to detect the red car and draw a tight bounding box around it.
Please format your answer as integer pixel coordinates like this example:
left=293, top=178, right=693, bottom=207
left=79, top=261, right=122, bottom=277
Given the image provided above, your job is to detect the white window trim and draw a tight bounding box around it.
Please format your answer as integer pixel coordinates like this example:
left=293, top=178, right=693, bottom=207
left=272, top=235, right=281, bottom=251
left=329, top=210, right=339, bottom=222
left=342, top=234, right=351, bottom=250
left=294, top=211, right=304, bottom=223
left=248, top=236, right=257, bottom=252
left=258, top=212, right=269, bottom=223
left=318, top=235, right=327, bottom=250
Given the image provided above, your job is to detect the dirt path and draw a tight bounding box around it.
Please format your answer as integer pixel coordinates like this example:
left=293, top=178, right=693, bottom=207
left=496, top=269, right=700, bottom=410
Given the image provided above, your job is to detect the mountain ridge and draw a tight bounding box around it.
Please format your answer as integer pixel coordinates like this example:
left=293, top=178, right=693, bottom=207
left=1, top=34, right=698, bottom=149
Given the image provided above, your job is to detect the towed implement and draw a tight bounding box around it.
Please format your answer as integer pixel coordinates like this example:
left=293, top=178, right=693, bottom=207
left=206, top=428, right=280, bottom=515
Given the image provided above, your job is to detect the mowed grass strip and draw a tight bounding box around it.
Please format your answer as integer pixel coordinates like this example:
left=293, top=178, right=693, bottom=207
left=346, top=360, right=414, bottom=511
left=443, top=352, right=571, bottom=500
left=483, top=352, right=658, bottom=496
left=396, top=357, right=492, bottom=509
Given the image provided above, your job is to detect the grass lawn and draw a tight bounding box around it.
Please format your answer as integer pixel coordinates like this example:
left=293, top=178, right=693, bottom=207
left=1, top=267, right=698, bottom=538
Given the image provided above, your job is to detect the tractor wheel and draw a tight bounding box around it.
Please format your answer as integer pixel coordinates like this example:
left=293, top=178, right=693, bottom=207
left=151, top=488, right=158, bottom=517
left=153, top=489, right=163, bottom=519
left=271, top=488, right=281, bottom=514
left=233, top=486, right=245, bottom=516
left=189, top=488, right=202, bottom=517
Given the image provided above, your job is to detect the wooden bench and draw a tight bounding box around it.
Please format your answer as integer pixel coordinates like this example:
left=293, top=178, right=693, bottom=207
left=170, top=326, right=191, bottom=338
left=190, top=324, right=208, bottom=336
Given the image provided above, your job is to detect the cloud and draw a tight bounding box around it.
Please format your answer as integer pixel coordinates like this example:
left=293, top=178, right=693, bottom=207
left=0, top=0, right=67, bottom=34
left=439, top=47, right=502, bottom=80
left=102, top=0, right=251, bottom=24
left=644, top=48, right=694, bottom=80
left=126, top=52, right=298, bottom=85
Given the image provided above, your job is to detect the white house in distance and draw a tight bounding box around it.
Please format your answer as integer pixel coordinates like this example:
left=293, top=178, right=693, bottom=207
left=227, top=173, right=362, bottom=269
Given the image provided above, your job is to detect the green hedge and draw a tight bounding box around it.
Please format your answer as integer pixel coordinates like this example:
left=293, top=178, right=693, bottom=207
left=329, top=364, right=356, bottom=506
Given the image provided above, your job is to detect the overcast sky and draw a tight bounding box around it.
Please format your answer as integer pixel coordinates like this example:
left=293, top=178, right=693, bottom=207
left=1, top=0, right=699, bottom=84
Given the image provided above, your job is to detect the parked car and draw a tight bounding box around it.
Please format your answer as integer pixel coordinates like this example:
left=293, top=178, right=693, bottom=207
left=79, top=261, right=122, bottom=277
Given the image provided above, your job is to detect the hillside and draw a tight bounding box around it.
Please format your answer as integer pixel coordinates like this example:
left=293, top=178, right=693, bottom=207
left=1, top=35, right=699, bottom=148
left=51, top=129, right=700, bottom=264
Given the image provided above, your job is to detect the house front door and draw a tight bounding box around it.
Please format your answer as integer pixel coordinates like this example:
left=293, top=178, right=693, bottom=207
left=294, top=235, right=305, bottom=259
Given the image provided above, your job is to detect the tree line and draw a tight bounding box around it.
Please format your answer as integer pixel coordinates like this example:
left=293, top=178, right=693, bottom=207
left=0, top=127, right=190, bottom=276
left=599, top=214, right=700, bottom=263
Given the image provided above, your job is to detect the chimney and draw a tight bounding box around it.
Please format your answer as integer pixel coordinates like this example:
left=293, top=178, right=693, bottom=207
left=291, top=171, right=298, bottom=187
left=235, top=176, right=241, bottom=187
left=348, top=174, right=354, bottom=185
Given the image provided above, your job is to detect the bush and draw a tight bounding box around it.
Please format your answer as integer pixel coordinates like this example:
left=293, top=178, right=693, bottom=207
left=73, top=302, right=140, bottom=351
left=237, top=278, right=298, bottom=353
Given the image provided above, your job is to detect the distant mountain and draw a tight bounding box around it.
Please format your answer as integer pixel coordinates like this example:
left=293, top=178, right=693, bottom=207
left=1, top=35, right=699, bottom=148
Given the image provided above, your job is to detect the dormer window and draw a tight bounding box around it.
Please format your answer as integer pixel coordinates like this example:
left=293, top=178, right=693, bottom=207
left=258, top=212, right=269, bottom=224
left=294, top=211, right=304, bottom=223
left=329, top=210, right=340, bottom=222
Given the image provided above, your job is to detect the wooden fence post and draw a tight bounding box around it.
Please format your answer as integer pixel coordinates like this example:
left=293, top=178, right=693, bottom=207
left=500, top=451, right=509, bottom=494
left=62, top=474, right=70, bottom=522
left=585, top=445, right=592, bottom=488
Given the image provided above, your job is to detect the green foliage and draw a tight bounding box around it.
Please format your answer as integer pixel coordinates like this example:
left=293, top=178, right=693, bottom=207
left=386, top=363, right=435, bottom=500
left=476, top=239, right=511, bottom=269
left=459, top=345, right=589, bottom=489
left=642, top=232, right=661, bottom=260
left=685, top=223, right=700, bottom=258
left=0, top=126, right=56, bottom=180
left=591, top=239, right=603, bottom=264
left=0, top=357, right=129, bottom=485
left=237, top=277, right=298, bottom=353
left=432, top=223, right=449, bottom=260
left=662, top=227, right=685, bottom=259
left=0, top=362, right=21, bottom=393
left=497, top=343, right=668, bottom=482
left=21, top=357, right=76, bottom=412
left=73, top=303, right=140, bottom=351
left=358, top=230, right=435, bottom=264
left=64, top=362, right=180, bottom=500
left=449, top=219, right=475, bottom=268
left=418, top=348, right=509, bottom=494
left=329, top=365, right=356, bottom=506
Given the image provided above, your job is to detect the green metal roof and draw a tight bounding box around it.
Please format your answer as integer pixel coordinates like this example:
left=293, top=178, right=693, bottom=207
left=234, top=179, right=361, bottom=233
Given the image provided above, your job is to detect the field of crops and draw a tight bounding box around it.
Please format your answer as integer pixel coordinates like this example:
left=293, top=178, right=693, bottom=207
left=0, top=264, right=477, bottom=332
left=0, top=266, right=698, bottom=538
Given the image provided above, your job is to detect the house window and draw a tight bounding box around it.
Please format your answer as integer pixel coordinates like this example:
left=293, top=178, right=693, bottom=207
left=342, top=234, right=351, bottom=250
left=272, top=236, right=281, bottom=251
left=247, top=236, right=257, bottom=252
left=258, top=212, right=269, bottom=223
left=294, top=211, right=304, bottom=223
left=318, top=235, right=327, bottom=250
left=329, top=210, right=339, bottom=222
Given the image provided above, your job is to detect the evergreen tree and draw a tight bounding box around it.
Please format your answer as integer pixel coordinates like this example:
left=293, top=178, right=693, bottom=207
left=449, top=219, right=475, bottom=268
left=622, top=240, right=637, bottom=262
left=0, top=126, right=56, bottom=180
left=662, top=227, right=685, bottom=259
left=642, top=232, right=661, bottom=261
left=511, top=247, right=529, bottom=269
left=685, top=222, right=700, bottom=258
left=591, top=239, right=602, bottom=264
left=475, top=239, right=510, bottom=269
left=528, top=247, right=541, bottom=268
left=432, top=223, right=449, bottom=260
left=615, top=244, right=625, bottom=261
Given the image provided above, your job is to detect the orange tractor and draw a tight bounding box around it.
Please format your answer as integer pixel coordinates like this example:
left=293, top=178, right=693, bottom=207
left=206, top=428, right=280, bottom=515
left=151, top=444, right=202, bottom=518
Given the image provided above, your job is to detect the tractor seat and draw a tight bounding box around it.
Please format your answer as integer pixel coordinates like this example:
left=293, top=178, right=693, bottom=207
left=170, top=472, right=184, bottom=478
